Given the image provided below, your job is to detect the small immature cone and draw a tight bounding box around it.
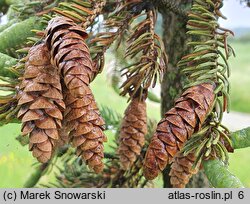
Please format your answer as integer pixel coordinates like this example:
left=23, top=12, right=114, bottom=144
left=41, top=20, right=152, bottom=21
left=17, top=43, right=65, bottom=163
left=64, top=86, right=107, bottom=173
left=143, top=83, right=215, bottom=180
left=169, top=153, right=199, bottom=188
left=118, top=96, right=147, bottom=170
left=45, top=16, right=95, bottom=98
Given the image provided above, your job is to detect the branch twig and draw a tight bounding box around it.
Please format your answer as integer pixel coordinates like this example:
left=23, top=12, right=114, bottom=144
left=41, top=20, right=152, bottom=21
left=203, top=159, right=244, bottom=188
left=152, top=0, right=188, bottom=18
left=23, top=163, right=49, bottom=188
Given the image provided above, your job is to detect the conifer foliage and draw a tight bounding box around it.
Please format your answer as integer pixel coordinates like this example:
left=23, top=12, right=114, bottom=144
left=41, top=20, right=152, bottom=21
left=0, top=0, right=247, bottom=188
left=120, top=8, right=167, bottom=99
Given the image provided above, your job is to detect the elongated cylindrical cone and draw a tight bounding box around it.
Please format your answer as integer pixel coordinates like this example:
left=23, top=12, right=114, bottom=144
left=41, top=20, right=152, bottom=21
left=44, top=16, right=96, bottom=98
left=169, top=153, right=199, bottom=188
left=64, top=86, right=106, bottom=173
left=57, top=125, right=70, bottom=148
left=143, top=83, right=215, bottom=180
left=118, top=96, right=147, bottom=170
left=17, top=43, right=65, bottom=163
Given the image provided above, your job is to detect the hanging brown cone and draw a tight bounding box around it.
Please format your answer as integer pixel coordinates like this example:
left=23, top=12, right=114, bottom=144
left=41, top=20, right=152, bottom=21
left=169, top=153, right=200, bottom=188
left=64, top=86, right=106, bottom=173
left=143, top=83, right=215, bottom=180
left=44, top=16, right=96, bottom=98
left=17, top=43, right=65, bottom=163
left=118, top=95, right=147, bottom=170
left=57, top=125, right=70, bottom=148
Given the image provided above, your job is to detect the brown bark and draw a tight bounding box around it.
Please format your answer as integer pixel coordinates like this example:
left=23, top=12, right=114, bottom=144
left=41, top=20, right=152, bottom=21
left=160, top=0, right=209, bottom=188
left=160, top=0, right=192, bottom=115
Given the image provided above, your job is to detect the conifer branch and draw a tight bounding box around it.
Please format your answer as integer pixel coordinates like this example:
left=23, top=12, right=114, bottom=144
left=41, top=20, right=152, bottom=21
left=23, top=163, right=49, bottom=188
left=203, top=159, right=244, bottom=188
left=120, top=8, right=167, bottom=99
left=82, top=0, right=107, bottom=29
left=0, top=17, right=43, bottom=57
left=239, top=0, right=250, bottom=7
left=0, top=53, right=18, bottom=78
left=152, top=0, right=189, bottom=18
left=181, top=122, right=232, bottom=166
left=0, top=73, right=19, bottom=126
left=178, top=0, right=234, bottom=114
left=90, top=1, right=139, bottom=76
left=230, top=127, right=250, bottom=150
left=176, top=0, right=235, bottom=165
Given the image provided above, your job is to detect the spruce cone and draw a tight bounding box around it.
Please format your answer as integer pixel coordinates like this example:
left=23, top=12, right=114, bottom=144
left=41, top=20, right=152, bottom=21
left=143, top=83, right=215, bottom=180
left=118, top=96, right=147, bottom=170
left=57, top=125, right=70, bottom=148
left=169, top=153, right=199, bottom=188
left=64, top=86, right=106, bottom=173
left=44, top=16, right=95, bottom=98
left=17, top=43, right=65, bottom=163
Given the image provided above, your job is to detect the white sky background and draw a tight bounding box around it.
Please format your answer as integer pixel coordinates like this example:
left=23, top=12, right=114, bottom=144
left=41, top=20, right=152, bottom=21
left=220, top=0, right=250, bottom=28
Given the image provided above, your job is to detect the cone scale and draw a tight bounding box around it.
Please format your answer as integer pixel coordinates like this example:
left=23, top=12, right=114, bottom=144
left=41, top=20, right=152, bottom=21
left=143, top=83, right=215, bottom=180
left=118, top=96, right=147, bottom=170
left=45, top=16, right=95, bottom=98
left=64, top=87, right=107, bottom=173
left=17, top=43, right=65, bottom=163
left=44, top=16, right=107, bottom=173
left=169, top=153, right=199, bottom=188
